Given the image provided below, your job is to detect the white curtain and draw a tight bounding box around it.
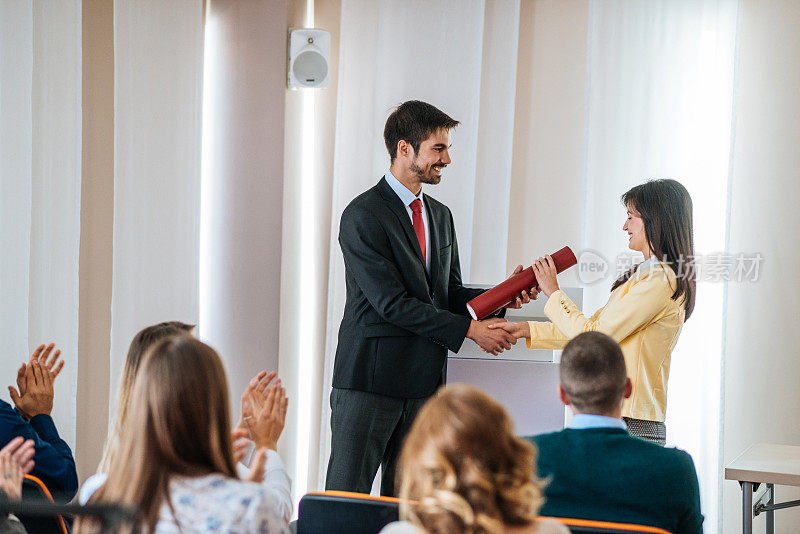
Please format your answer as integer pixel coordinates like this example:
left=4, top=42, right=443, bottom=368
left=315, top=0, right=521, bottom=496
left=0, top=0, right=82, bottom=448
left=582, top=1, right=738, bottom=531
left=110, top=0, right=204, bottom=410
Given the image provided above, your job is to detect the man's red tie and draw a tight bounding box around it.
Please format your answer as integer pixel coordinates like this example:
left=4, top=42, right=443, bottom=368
left=409, top=199, right=426, bottom=263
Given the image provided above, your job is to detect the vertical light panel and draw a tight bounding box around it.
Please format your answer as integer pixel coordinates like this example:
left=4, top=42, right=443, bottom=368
left=111, top=0, right=204, bottom=411
left=293, top=0, right=317, bottom=503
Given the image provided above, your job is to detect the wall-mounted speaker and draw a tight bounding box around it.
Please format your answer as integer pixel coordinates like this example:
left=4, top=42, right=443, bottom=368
left=288, top=28, right=330, bottom=89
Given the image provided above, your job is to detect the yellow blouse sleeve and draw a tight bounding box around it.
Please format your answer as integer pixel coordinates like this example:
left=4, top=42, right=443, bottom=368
left=542, top=268, right=675, bottom=343
left=526, top=320, right=569, bottom=349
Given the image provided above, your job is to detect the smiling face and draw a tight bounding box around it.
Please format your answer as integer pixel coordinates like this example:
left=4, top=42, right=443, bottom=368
left=623, top=204, right=651, bottom=256
left=408, top=129, right=452, bottom=186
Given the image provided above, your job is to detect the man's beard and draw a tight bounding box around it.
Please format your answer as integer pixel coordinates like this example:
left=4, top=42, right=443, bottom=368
left=410, top=159, right=442, bottom=185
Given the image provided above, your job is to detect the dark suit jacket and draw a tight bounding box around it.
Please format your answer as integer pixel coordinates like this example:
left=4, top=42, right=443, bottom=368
left=333, top=177, right=484, bottom=398
left=0, top=400, right=78, bottom=502
left=529, top=428, right=703, bottom=534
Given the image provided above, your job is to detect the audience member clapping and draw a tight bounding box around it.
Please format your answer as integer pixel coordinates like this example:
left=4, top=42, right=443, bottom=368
left=381, top=384, right=567, bottom=534
left=80, top=322, right=195, bottom=504
left=0, top=437, right=35, bottom=534
left=80, top=321, right=290, bottom=508
left=76, top=335, right=291, bottom=533
left=1, top=344, right=77, bottom=501
left=97, top=321, right=195, bottom=475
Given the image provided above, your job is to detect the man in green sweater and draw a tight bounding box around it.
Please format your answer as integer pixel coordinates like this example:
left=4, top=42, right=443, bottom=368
left=528, top=331, right=703, bottom=534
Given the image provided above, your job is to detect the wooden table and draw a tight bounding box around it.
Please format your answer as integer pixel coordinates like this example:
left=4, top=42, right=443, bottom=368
left=725, top=443, right=800, bottom=534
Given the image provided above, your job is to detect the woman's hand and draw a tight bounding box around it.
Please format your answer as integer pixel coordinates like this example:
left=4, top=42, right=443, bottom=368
left=505, top=265, right=540, bottom=309
left=244, top=377, right=288, bottom=452
left=232, top=428, right=251, bottom=464
left=0, top=437, right=35, bottom=501
left=487, top=320, right=531, bottom=340
left=244, top=448, right=269, bottom=484
left=533, top=255, right=559, bottom=298
left=235, top=370, right=276, bottom=438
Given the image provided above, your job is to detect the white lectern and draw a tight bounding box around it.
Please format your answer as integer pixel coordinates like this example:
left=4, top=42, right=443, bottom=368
left=447, top=287, right=583, bottom=436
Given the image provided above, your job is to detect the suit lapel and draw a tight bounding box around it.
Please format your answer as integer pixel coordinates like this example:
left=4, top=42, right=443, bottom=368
left=377, top=178, right=427, bottom=268
left=425, top=194, right=440, bottom=292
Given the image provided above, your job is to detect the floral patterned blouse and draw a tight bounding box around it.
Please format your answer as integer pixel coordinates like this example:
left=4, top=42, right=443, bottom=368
left=80, top=450, right=292, bottom=533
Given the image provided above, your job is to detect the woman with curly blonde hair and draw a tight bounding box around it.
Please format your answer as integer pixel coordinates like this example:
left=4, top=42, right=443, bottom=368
left=381, top=384, right=567, bottom=534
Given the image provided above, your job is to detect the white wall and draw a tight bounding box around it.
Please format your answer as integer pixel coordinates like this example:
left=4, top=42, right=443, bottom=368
left=722, top=1, right=800, bottom=532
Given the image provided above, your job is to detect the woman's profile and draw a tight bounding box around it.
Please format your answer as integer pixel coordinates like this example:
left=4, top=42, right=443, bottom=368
left=493, top=178, right=696, bottom=444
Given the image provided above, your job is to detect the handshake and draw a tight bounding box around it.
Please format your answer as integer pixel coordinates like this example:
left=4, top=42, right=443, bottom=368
left=466, top=318, right=531, bottom=355
left=465, top=263, right=541, bottom=355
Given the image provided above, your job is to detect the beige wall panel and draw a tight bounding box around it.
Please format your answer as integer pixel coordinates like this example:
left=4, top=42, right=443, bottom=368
left=508, top=0, right=588, bottom=287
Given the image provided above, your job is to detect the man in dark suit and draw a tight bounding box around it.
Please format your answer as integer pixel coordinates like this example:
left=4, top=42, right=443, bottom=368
left=326, top=100, right=524, bottom=496
left=528, top=332, right=703, bottom=534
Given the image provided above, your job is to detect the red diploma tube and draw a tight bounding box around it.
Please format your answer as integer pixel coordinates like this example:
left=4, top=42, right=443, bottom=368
left=466, top=246, right=578, bottom=320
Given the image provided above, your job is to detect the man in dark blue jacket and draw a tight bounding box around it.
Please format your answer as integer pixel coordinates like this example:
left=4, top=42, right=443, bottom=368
left=528, top=332, right=703, bottom=534
left=1, top=344, right=77, bottom=501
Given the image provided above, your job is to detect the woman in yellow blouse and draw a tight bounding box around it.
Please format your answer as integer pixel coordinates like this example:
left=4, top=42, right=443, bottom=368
left=493, top=179, right=695, bottom=445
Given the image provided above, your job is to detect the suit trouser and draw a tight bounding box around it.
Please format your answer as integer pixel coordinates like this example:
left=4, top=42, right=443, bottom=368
left=325, top=387, right=429, bottom=497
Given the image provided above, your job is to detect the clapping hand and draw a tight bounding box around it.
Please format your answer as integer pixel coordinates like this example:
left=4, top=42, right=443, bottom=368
left=9, top=357, right=58, bottom=420
left=233, top=374, right=288, bottom=483
left=235, top=370, right=277, bottom=438
left=0, top=437, right=35, bottom=501
left=14, top=343, right=64, bottom=403
left=243, top=377, right=288, bottom=452
left=505, top=264, right=540, bottom=309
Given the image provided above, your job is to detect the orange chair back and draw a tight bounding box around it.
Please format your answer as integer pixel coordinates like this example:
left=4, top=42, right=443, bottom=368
left=20, top=474, right=69, bottom=534
left=546, top=516, right=672, bottom=534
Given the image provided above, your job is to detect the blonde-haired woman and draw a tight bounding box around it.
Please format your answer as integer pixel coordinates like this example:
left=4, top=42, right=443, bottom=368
left=381, top=384, right=567, bottom=534
left=76, top=336, right=290, bottom=533
left=101, top=321, right=196, bottom=473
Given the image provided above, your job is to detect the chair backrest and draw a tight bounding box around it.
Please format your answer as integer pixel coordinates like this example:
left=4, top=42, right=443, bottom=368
left=546, top=516, right=672, bottom=534
left=18, top=474, right=69, bottom=534
left=297, top=491, right=402, bottom=534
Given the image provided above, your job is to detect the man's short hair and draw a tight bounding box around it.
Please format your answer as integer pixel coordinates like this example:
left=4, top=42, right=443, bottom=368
left=383, top=100, right=459, bottom=163
left=560, top=332, right=628, bottom=414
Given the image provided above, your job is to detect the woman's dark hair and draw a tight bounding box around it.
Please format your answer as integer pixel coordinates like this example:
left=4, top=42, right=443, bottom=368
left=611, top=179, right=696, bottom=320
left=383, top=100, right=459, bottom=162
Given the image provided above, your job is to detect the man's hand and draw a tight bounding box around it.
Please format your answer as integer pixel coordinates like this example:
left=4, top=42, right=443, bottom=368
left=505, top=264, right=540, bottom=309
left=244, top=377, right=288, bottom=451
left=488, top=319, right=531, bottom=340
left=16, top=343, right=64, bottom=398
left=9, top=361, right=55, bottom=419
left=0, top=437, right=35, bottom=501
left=466, top=318, right=517, bottom=355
